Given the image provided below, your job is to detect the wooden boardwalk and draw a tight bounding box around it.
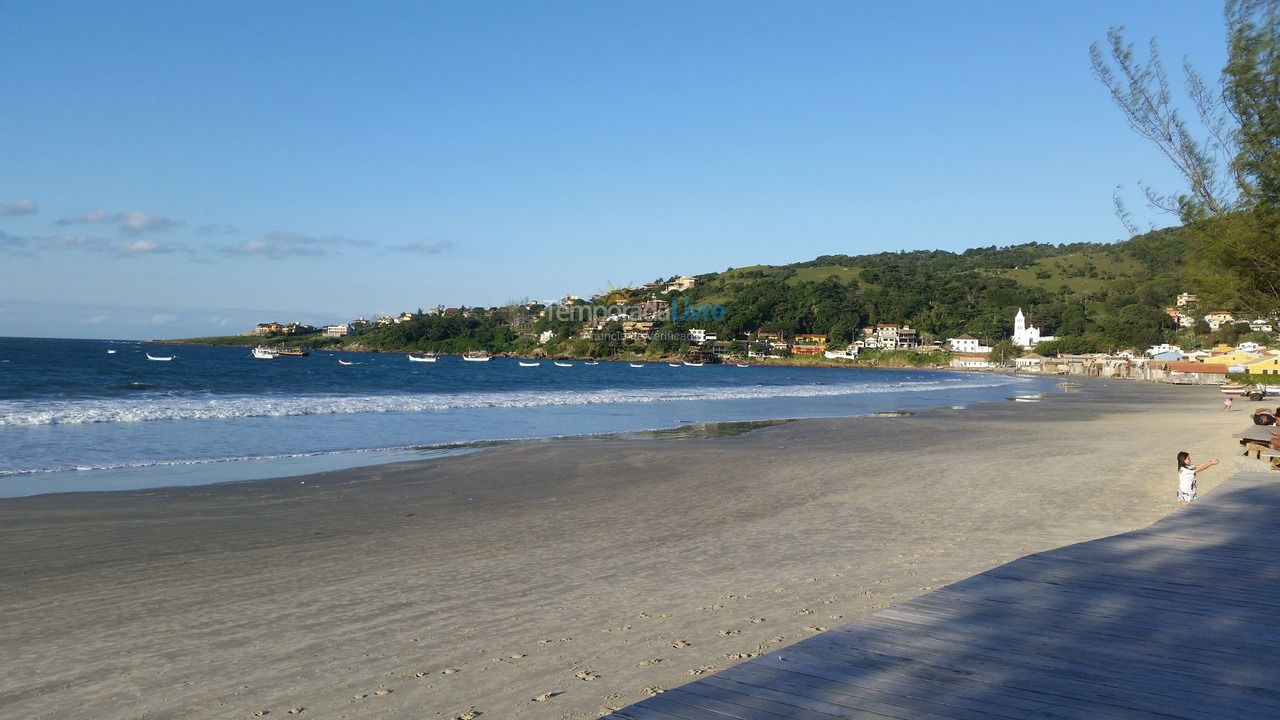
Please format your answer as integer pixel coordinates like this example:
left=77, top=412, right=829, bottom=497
left=605, top=471, right=1280, bottom=720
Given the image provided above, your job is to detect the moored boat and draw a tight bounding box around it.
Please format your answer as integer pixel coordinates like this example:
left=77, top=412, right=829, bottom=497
left=584, top=361, right=599, bottom=365
left=683, top=360, right=703, bottom=367
left=629, top=362, right=644, bottom=368
left=146, top=353, right=174, bottom=361
left=518, top=361, right=541, bottom=367
left=668, top=363, right=681, bottom=367
left=1220, top=384, right=1247, bottom=395
left=408, top=353, right=438, bottom=363
left=338, top=359, right=354, bottom=366
left=252, top=346, right=278, bottom=359
left=462, top=351, right=492, bottom=362
left=277, top=348, right=309, bottom=357
left=106, top=349, right=117, bottom=354
left=554, top=361, right=573, bottom=367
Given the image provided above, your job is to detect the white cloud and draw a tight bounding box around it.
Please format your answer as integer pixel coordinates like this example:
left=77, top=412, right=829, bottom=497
left=117, top=238, right=172, bottom=255
left=0, top=199, right=38, bottom=216
left=389, top=239, right=455, bottom=254
left=222, top=231, right=370, bottom=259
left=148, top=313, right=179, bottom=325
left=58, top=208, right=183, bottom=235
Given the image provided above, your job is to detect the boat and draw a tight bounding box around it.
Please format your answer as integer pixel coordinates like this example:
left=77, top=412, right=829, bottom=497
left=408, top=353, right=438, bottom=363
left=146, top=353, right=174, bottom=361
left=338, top=359, right=354, bottom=366
left=106, top=349, right=117, bottom=354
left=462, top=351, right=492, bottom=362
left=554, top=361, right=573, bottom=367
left=584, top=361, right=599, bottom=365
left=277, top=348, right=309, bottom=357
left=629, top=363, right=644, bottom=368
left=668, top=363, right=681, bottom=367
left=519, top=361, right=541, bottom=367
left=1220, top=384, right=1247, bottom=395
left=252, top=346, right=278, bottom=360
left=683, top=360, right=704, bottom=367
left=735, top=363, right=749, bottom=367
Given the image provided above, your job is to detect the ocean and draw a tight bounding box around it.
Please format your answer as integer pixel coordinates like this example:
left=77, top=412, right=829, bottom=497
left=0, top=337, right=1054, bottom=497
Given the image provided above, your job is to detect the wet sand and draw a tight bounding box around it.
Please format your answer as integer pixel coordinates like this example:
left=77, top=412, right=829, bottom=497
left=0, top=379, right=1250, bottom=719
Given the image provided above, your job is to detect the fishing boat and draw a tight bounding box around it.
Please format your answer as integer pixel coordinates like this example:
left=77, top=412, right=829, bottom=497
left=735, top=363, right=749, bottom=367
left=146, top=353, right=174, bottom=362
left=629, top=362, right=644, bottom=368
left=519, top=361, right=541, bottom=367
left=462, top=351, right=492, bottom=362
left=1220, top=384, right=1247, bottom=395
left=683, top=360, right=704, bottom=367
left=408, top=353, right=438, bottom=363
left=668, top=363, right=681, bottom=367
left=338, top=359, right=354, bottom=366
left=584, top=361, right=599, bottom=365
left=106, top=349, right=117, bottom=354
left=277, top=348, right=309, bottom=357
left=252, top=346, right=278, bottom=360
left=554, top=361, right=573, bottom=367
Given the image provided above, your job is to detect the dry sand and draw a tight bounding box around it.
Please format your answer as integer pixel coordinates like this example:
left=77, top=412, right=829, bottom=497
left=0, top=379, right=1255, bottom=719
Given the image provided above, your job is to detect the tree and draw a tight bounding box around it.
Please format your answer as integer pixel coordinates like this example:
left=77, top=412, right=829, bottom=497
left=1093, top=0, right=1280, bottom=313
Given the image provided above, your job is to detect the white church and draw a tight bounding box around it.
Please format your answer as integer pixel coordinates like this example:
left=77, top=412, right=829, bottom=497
left=1012, top=308, right=1056, bottom=349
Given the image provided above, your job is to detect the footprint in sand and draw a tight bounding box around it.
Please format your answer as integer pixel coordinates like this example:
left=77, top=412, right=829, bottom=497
left=643, top=686, right=665, bottom=696
left=509, top=654, right=526, bottom=660
left=796, top=608, right=814, bottom=615
left=724, top=651, right=758, bottom=660
left=636, top=658, right=663, bottom=667
left=637, top=612, right=651, bottom=619
left=452, top=711, right=481, bottom=720
left=716, top=629, right=740, bottom=637
left=699, top=604, right=724, bottom=611
left=668, top=640, right=691, bottom=648
left=574, top=669, right=600, bottom=681
left=373, top=689, right=392, bottom=696
left=821, top=596, right=841, bottom=604
left=252, top=711, right=269, bottom=717
left=747, top=617, right=766, bottom=624
left=441, top=668, right=461, bottom=675
left=286, top=710, right=304, bottom=716
left=531, top=692, right=561, bottom=702
left=805, top=626, right=828, bottom=633
left=687, top=665, right=716, bottom=676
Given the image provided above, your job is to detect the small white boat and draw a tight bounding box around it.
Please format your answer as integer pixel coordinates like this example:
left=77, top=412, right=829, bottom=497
left=338, top=359, right=354, bottom=366
left=252, top=346, right=278, bottom=360
left=408, top=353, right=438, bottom=363
left=735, top=363, right=748, bottom=367
left=106, top=349, right=117, bottom=354
left=554, top=361, right=573, bottom=367
left=146, top=353, right=174, bottom=362
left=584, top=361, right=599, bottom=365
left=1220, top=384, right=1247, bottom=396
left=668, top=363, right=681, bottom=367
left=683, top=361, right=703, bottom=367
left=462, top=351, right=492, bottom=362
left=629, top=363, right=644, bottom=368
left=519, top=361, right=541, bottom=367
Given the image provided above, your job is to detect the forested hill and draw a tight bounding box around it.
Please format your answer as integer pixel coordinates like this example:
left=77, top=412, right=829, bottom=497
left=665, top=225, right=1191, bottom=352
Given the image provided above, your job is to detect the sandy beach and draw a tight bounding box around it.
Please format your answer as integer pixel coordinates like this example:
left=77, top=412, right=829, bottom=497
left=0, top=379, right=1253, bottom=720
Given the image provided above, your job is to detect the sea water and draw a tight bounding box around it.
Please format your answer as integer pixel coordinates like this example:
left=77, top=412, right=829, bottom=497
left=0, top=337, right=1054, bottom=496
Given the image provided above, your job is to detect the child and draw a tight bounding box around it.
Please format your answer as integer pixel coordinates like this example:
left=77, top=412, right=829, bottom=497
left=1223, top=396, right=1234, bottom=412
left=1177, top=452, right=1219, bottom=506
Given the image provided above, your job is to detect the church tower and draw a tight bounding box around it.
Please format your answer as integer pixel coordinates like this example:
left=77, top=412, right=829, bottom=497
left=1014, top=308, right=1026, bottom=335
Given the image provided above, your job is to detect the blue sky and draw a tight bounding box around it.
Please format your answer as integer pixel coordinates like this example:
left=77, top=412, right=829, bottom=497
left=1, top=1, right=1228, bottom=339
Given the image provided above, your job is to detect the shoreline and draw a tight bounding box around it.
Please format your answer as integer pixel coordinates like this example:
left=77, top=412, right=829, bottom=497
left=0, top=379, right=1249, bottom=720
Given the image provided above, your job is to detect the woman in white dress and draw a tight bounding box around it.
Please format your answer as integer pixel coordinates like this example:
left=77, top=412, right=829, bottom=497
left=1176, top=451, right=1219, bottom=506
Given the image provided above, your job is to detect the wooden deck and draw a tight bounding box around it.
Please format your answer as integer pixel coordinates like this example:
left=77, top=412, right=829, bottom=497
left=605, top=471, right=1280, bottom=720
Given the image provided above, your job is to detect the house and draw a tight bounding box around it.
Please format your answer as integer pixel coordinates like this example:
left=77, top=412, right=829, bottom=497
left=1150, top=350, right=1184, bottom=362
left=1208, top=350, right=1261, bottom=368
left=375, top=316, right=394, bottom=326
left=688, top=328, right=716, bottom=345
left=323, top=324, right=352, bottom=337
left=1014, top=354, right=1045, bottom=371
left=255, top=322, right=284, bottom=335
left=792, top=334, right=827, bottom=355
left=1152, top=361, right=1230, bottom=385
left=710, top=340, right=733, bottom=358
left=538, top=329, right=554, bottom=344
left=1204, top=311, right=1236, bottom=330
left=1176, top=292, right=1198, bottom=307
left=1250, top=318, right=1275, bottom=333
left=1184, top=350, right=1214, bottom=362
left=665, top=276, right=697, bottom=293
left=1245, top=355, right=1280, bottom=375
left=396, top=312, right=415, bottom=323
left=1147, top=343, right=1182, bottom=357
left=897, top=326, right=921, bottom=349
left=824, top=346, right=858, bottom=360
left=639, top=299, right=669, bottom=319
left=622, top=321, right=654, bottom=342
left=948, top=335, right=991, bottom=354
left=1236, top=341, right=1264, bottom=354
left=950, top=353, right=992, bottom=369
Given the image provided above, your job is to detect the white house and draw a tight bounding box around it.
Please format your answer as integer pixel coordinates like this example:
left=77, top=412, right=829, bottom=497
left=950, top=354, right=993, bottom=369
left=1012, top=309, right=1056, bottom=349
left=323, top=324, right=352, bottom=337
left=665, top=276, right=697, bottom=293
left=1146, top=343, right=1182, bottom=357
left=1204, top=311, right=1235, bottom=330
left=1176, top=292, right=1198, bottom=307
left=688, top=328, right=716, bottom=345
left=538, top=329, right=554, bottom=344
left=1014, top=354, right=1046, bottom=371
left=947, top=335, right=992, bottom=354
left=1250, top=318, right=1274, bottom=333
left=1236, top=341, right=1263, bottom=353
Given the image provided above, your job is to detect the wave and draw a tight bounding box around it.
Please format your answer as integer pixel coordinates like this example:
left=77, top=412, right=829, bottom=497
left=0, top=376, right=1021, bottom=427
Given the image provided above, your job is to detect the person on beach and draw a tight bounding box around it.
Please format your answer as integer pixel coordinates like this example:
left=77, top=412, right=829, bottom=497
left=1223, top=396, right=1234, bottom=412
left=1177, top=452, right=1219, bottom=506
left=1252, top=408, right=1276, bottom=425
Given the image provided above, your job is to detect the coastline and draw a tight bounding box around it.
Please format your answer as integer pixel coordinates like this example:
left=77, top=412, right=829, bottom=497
left=0, top=378, right=1249, bottom=719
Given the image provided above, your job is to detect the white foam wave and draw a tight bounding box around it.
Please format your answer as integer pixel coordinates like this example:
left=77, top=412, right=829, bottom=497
left=0, top=376, right=1019, bottom=427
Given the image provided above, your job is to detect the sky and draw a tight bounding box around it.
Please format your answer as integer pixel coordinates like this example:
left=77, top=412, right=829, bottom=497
left=0, top=0, right=1231, bottom=339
